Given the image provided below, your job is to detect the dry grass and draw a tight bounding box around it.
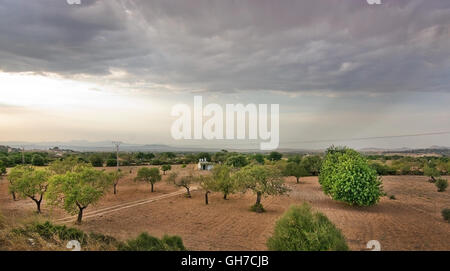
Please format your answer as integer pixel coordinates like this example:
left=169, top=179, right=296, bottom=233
left=0, top=212, right=118, bottom=251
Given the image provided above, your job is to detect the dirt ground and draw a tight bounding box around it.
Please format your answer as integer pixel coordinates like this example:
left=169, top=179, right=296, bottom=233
left=0, top=165, right=449, bottom=251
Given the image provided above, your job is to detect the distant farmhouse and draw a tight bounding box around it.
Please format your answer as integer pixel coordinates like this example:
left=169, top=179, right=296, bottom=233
left=197, top=158, right=213, bottom=171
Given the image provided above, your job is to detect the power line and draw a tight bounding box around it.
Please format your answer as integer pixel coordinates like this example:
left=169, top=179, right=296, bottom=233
left=165, top=131, right=450, bottom=147
left=282, top=131, right=450, bottom=144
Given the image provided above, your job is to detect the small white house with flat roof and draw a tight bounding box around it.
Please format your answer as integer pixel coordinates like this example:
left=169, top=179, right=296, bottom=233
left=197, top=158, right=214, bottom=171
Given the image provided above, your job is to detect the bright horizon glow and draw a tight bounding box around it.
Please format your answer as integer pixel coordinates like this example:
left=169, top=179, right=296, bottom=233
left=1, top=69, right=450, bottom=149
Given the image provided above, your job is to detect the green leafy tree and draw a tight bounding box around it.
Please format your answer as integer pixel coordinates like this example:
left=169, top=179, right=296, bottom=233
left=424, top=164, right=440, bottom=183
left=135, top=167, right=162, bottom=192
left=199, top=175, right=216, bottom=205
left=287, top=155, right=302, bottom=164
left=89, top=155, right=104, bottom=167
left=268, top=151, right=282, bottom=161
left=31, top=154, right=46, bottom=166
left=167, top=172, right=199, bottom=198
left=225, top=154, right=248, bottom=168
left=211, top=164, right=236, bottom=200
left=319, top=146, right=383, bottom=206
left=49, top=157, right=82, bottom=174
left=234, top=165, right=289, bottom=212
left=196, top=152, right=211, bottom=161
left=106, top=159, right=117, bottom=167
left=301, top=155, right=322, bottom=176
left=0, top=160, right=6, bottom=175
left=47, top=166, right=110, bottom=223
left=212, top=151, right=228, bottom=163
left=145, top=152, right=155, bottom=160
left=108, top=169, right=125, bottom=195
left=253, top=153, right=265, bottom=164
left=9, top=166, right=51, bottom=213
left=7, top=165, right=34, bottom=201
left=284, top=162, right=308, bottom=184
left=161, top=164, right=172, bottom=175
left=267, top=203, right=348, bottom=251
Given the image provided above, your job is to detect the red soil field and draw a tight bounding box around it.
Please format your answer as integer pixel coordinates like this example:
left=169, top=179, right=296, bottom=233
left=1, top=165, right=449, bottom=251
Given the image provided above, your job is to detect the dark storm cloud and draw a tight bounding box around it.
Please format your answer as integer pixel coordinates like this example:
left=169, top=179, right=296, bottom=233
left=0, top=0, right=449, bottom=93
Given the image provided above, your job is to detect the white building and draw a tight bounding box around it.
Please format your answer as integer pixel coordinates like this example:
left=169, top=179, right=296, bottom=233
left=197, top=158, right=214, bottom=171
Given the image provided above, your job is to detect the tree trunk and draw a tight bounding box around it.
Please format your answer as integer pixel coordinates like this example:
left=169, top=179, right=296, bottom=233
left=256, top=192, right=262, bottom=205
left=296, top=177, right=300, bottom=184
left=77, top=207, right=84, bottom=224
left=186, top=187, right=191, bottom=198
left=11, top=191, right=16, bottom=201
left=30, top=195, right=42, bottom=213
left=205, top=191, right=210, bottom=205
left=113, top=183, right=118, bottom=194
left=151, top=183, right=154, bottom=192
left=36, top=200, right=41, bottom=213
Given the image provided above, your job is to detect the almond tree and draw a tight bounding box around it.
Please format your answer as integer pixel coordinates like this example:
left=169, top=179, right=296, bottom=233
left=7, top=165, right=34, bottom=201
left=47, top=165, right=110, bottom=224
left=48, top=156, right=84, bottom=174
left=135, top=167, right=161, bottom=192
left=199, top=175, right=216, bottom=205
left=211, top=164, right=236, bottom=200
left=284, top=162, right=308, bottom=184
left=161, top=164, right=172, bottom=175
left=167, top=172, right=199, bottom=198
left=234, top=165, right=289, bottom=213
left=108, top=169, right=125, bottom=194
left=9, top=165, right=51, bottom=213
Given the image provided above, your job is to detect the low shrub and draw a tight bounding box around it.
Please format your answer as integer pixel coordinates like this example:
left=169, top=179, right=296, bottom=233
left=267, top=203, right=348, bottom=251
left=435, top=178, right=448, bottom=192
left=442, top=208, right=450, bottom=222
left=12, top=221, right=87, bottom=244
left=117, top=232, right=186, bottom=251
left=10, top=221, right=118, bottom=250
left=370, top=162, right=396, bottom=176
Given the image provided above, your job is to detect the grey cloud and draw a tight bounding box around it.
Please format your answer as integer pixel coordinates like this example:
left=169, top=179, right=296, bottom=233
left=0, top=0, right=449, bottom=93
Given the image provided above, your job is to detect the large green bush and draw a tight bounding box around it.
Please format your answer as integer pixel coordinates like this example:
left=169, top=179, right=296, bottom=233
left=319, top=147, right=383, bottom=206
left=267, top=204, right=348, bottom=251
left=117, top=232, right=186, bottom=251
left=31, top=154, right=45, bottom=166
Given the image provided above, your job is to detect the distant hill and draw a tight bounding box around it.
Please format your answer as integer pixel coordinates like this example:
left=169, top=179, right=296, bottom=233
left=0, top=141, right=449, bottom=155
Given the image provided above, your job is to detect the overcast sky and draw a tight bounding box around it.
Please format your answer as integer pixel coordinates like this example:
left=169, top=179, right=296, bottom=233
left=0, top=0, right=449, bottom=150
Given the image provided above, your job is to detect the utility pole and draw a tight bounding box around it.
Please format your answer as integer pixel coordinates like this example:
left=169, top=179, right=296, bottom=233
left=112, top=141, right=121, bottom=170
left=112, top=141, right=122, bottom=195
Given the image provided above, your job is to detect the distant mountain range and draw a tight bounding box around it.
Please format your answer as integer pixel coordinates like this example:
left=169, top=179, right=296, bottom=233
left=0, top=140, right=448, bottom=154
left=0, top=141, right=222, bottom=152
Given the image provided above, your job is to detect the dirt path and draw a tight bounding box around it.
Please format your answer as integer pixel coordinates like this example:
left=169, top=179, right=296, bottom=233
left=55, top=187, right=198, bottom=223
